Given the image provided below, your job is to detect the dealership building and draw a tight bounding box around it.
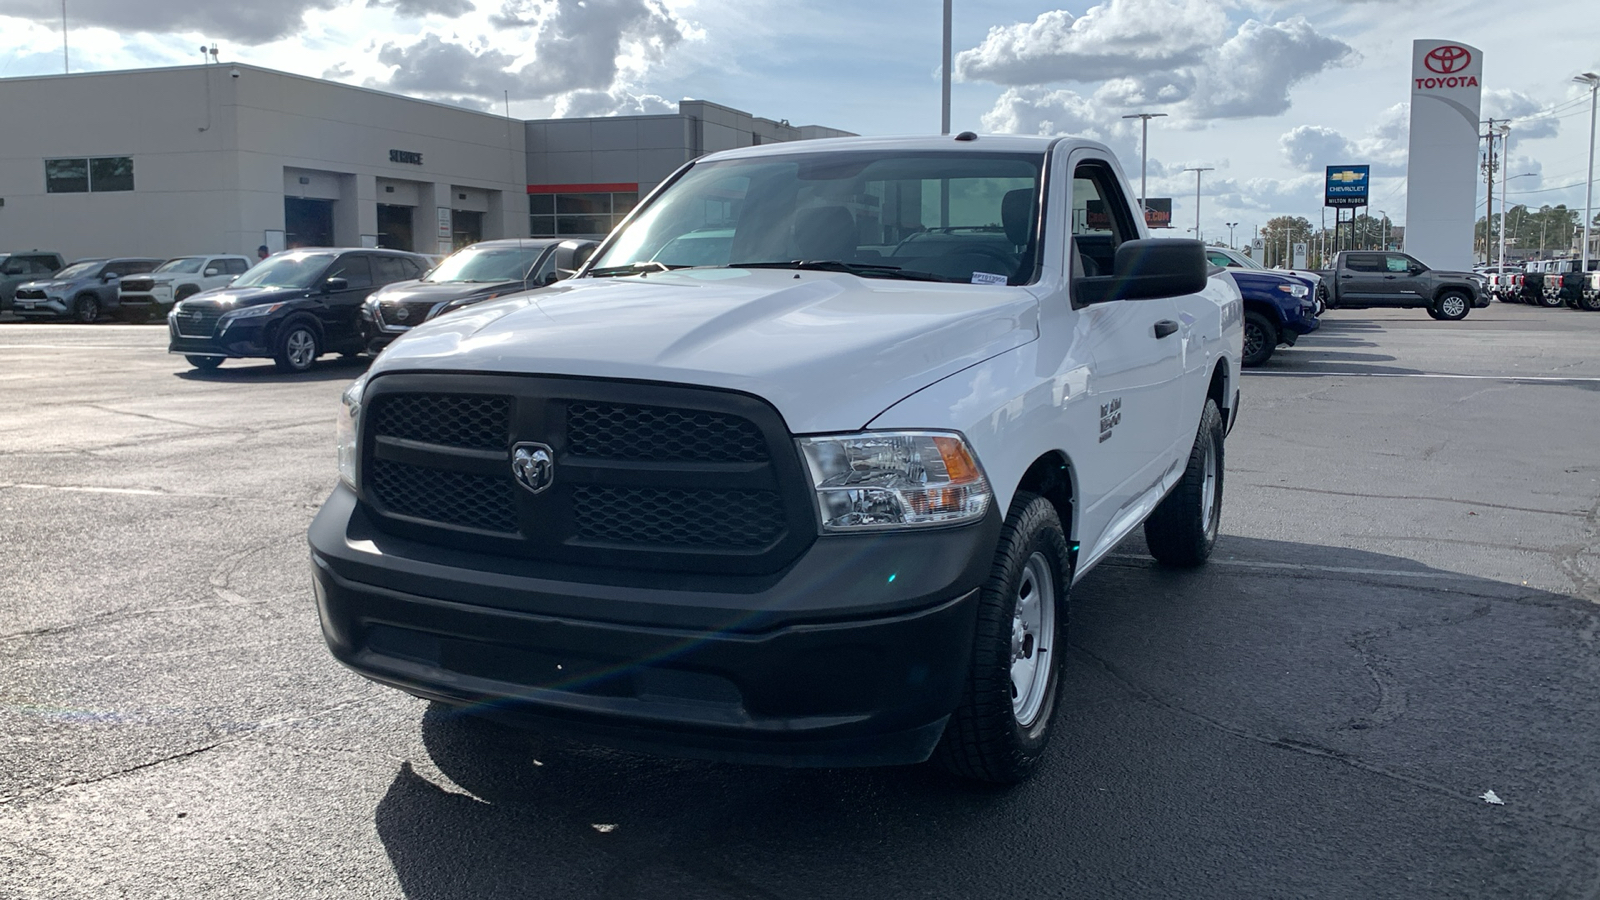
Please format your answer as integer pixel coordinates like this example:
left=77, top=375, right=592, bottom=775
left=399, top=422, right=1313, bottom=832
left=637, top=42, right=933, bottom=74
left=0, top=64, right=850, bottom=263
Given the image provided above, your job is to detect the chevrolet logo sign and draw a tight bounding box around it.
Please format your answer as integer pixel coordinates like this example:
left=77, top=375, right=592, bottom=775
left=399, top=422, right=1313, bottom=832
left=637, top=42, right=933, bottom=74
left=1330, top=170, right=1367, bottom=183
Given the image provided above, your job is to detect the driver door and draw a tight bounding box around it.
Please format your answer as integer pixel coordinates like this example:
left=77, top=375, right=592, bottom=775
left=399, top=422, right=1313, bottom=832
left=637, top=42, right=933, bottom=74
left=319, top=254, right=373, bottom=348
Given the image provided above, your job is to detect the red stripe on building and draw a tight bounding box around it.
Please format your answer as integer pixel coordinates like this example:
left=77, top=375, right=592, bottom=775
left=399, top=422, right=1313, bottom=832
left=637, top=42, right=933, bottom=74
left=527, top=183, right=639, bottom=194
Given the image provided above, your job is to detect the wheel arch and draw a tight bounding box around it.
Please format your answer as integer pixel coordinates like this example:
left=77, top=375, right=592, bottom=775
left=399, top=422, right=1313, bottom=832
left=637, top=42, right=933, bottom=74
left=1013, top=451, right=1078, bottom=574
left=1207, top=358, right=1232, bottom=429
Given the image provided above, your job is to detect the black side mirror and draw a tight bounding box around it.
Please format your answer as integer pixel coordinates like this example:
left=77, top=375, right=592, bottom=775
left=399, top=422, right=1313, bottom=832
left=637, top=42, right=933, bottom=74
left=1074, top=239, right=1209, bottom=305
left=324, top=276, right=349, bottom=293
left=552, top=239, right=599, bottom=279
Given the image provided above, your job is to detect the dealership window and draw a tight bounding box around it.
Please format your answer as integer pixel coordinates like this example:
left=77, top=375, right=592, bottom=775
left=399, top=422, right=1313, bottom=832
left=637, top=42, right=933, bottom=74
left=529, top=191, right=639, bottom=237
left=45, top=156, right=134, bottom=193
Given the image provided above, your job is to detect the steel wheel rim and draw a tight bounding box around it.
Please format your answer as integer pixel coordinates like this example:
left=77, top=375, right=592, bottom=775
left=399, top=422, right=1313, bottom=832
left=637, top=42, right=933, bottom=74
left=287, top=330, right=315, bottom=368
left=1010, top=552, right=1056, bottom=727
left=1200, top=431, right=1219, bottom=537
left=1243, top=323, right=1264, bottom=359
left=1441, top=296, right=1465, bottom=318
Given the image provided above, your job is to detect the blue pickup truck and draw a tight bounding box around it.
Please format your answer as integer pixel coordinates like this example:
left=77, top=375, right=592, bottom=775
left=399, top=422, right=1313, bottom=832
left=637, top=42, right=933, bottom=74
left=1205, top=248, right=1318, bottom=366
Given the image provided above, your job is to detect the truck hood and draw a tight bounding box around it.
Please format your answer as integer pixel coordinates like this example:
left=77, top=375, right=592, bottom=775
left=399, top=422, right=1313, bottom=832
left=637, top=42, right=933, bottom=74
left=369, top=268, right=1040, bottom=434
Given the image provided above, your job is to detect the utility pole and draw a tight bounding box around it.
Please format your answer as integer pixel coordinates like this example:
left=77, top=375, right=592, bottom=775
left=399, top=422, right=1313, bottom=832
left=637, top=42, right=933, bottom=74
left=1576, top=73, right=1599, bottom=270
left=1480, top=118, right=1500, bottom=265
left=1122, top=113, right=1168, bottom=222
left=1497, top=123, right=1510, bottom=272
left=61, top=0, right=68, bottom=73
left=1184, top=166, right=1212, bottom=244
left=940, top=0, right=952, bottom=135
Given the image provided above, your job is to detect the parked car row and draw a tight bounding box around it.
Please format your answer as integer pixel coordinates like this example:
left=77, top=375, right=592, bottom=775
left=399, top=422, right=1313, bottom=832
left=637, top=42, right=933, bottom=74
left=1, top=251, right=254, bottom=322
left=1484, top=258, right=1600, bottom=311
left=1203, top=247, right=1321, bottom=367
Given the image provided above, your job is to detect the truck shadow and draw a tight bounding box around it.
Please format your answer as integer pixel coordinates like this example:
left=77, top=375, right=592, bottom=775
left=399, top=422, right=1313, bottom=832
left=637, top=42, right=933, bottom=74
left=371, top=536, right=1600, bottom=900
left=173, top=356, right=371, bottom=383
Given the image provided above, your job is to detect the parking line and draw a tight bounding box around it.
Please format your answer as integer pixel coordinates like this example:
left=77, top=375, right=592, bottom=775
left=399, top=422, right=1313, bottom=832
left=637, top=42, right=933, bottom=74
left=1107, top=555, right=1457, bottom=579
left=1245, top=371, right=1600, bottom=383
left=0, top=344, right=155, bottom=350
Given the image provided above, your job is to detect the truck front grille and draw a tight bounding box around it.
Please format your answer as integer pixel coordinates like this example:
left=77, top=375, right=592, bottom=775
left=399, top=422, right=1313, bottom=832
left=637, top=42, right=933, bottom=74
left=358, top=375, right=814, bottom=576
left=173, top=306, right=222, bottom=338
left=379, top=301, right=436, bottom=328
left=120, top=278, right=155, bottom=293
left=14, top=289, right=46, bottom=300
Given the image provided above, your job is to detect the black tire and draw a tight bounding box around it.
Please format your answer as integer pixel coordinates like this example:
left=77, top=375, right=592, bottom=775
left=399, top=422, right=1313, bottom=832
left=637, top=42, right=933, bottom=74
left=1242, top=310, right=1276, bottom=367
left=1145, top=399, right=1224, bottom=567
left=934, top=491, right=1070, bottom=785
left=1536, top=290, right=1565, bottom=309
left=1578, top=292, right=1600, bottom=312
left=273, top=320, right=321, bottom=373
left=73, top=294, right=99, bottom=324
left=1426, top=307, right=1444, bottom=320
left=1432, top=291, right=1470, bottom=320
left=186, top=355, right=223, bottom=370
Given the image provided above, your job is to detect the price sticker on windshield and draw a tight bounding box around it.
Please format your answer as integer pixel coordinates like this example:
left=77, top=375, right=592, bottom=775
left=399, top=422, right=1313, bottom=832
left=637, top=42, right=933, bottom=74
left=971, top=272, right=1007, bottom=286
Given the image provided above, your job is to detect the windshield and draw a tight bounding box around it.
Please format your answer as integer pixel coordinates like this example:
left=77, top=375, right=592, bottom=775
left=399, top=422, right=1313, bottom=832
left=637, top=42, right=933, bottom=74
left=54, top=261, right=103, bottom=280
left=424, top=246, right=544, bottom=283
left=588, top=150, right=1045, bottom=285
left=155, top=257, right=206, bottom=274
left=231, top=252, right=335, bottom=289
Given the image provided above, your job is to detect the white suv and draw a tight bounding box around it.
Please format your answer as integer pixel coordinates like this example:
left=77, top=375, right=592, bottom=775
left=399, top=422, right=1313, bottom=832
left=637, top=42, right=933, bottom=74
left=118, top=254, right=252, bottom=321
left=308, top=134, right=1243, bottom=783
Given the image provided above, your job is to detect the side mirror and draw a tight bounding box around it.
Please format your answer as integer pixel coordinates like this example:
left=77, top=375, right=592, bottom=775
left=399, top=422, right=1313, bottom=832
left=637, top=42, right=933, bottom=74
left=203, top=267, right=219, bottom=277
left=102, top=271, right=121, bottom=282
left=324, top=276, right=349, bottom=293
left=552, top=239, right=599, bottom=279
left=1073, top=239, right=1209, bottom=305
left=1409, top=264, right=1425, bottom=275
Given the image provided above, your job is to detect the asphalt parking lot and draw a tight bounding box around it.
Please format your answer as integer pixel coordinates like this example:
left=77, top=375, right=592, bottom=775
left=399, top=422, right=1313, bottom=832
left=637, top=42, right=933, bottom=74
left=2, top=304, right=1598, bottom=899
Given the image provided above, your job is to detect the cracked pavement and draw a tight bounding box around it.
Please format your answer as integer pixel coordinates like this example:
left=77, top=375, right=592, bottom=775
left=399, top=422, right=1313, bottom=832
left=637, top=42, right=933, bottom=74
left=2, top=307, right=1599, bottom=899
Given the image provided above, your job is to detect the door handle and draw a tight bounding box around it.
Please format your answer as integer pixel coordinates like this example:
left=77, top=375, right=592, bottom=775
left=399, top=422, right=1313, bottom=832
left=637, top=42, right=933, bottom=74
left=1153, top=320, right=1179, bottom=339
left=1383, top=275, right=1397, bottom=280
left=1340, top=274, right=1354, bottom=279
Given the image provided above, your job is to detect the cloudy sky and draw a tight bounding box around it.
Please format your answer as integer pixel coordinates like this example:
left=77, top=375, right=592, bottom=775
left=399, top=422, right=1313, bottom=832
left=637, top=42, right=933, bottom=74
left=2, top=0, right=1597, bottom=241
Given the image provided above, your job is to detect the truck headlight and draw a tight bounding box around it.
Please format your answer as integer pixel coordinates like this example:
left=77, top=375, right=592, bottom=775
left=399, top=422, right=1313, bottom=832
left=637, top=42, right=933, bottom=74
left=336, top=375, right=366, bottom=489
left=798, top=431, right=990, bottom=531
left=1276, top=284, right=1309, bottom=298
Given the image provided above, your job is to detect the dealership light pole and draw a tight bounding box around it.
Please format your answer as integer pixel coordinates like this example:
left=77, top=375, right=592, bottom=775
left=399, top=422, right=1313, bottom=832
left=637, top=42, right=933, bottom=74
left=940, top=0, right=952, bottom=135
left=1225, top=221, right=1238, bottom=249
left=1123, top=113, right=1167, bottom=218
left=1496, top=122, right=1510, bottom=272
left=1575, top=73, right=1599, bottom=270
left=1184, top=166, right=1212, bottom=243
left=61, top=0, right=68, bottom=73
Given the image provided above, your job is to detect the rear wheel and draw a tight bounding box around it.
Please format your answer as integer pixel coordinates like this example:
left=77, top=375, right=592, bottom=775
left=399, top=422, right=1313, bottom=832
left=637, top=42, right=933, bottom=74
left=934, top=491, right=1069, bottom=785
left=74, top=295, right=100, bottom=324
left=1536, top=290, right=1564, bottom=309
left=1144, top=399, right=1224, bottom=567
left=1433, top=291, right=1469, bottom=320
left=273, top=321, right=321, bottom=373
left=1579, top=292, right=1600, bottom=312
left=1242, top=311, right=1276, bottom=367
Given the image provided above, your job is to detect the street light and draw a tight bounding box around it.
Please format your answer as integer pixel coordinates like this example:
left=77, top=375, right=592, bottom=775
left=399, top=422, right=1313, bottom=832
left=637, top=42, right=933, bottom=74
left=1575, top=73, right=1599, bottom=270
left=1497, top=122, right=1511, bottom=271
left=940, top=0, right=952, bottom=135
left=1376, top=210, right=1388, bottom=250
left=1225, top=221, right=1238, bottom=249
left=1184, top=166, right=1213, bottom=243
left=1122, top=113, right=1168, bottom=221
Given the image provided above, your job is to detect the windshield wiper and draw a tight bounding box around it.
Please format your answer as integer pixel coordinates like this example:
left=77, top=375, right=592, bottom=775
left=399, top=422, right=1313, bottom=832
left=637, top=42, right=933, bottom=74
left=586, top=261, right=683, bottom=278
left=728, top=260, right=953, bottom=283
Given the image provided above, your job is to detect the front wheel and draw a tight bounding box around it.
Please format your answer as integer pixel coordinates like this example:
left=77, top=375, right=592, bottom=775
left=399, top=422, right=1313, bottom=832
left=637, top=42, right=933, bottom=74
left=273, top=321, right=321, bottom=373
left=74, top=295, right=100, bottom=324
left=1433, top=291, right=1469, bottom=320
left=934, top=491, right=1070, bottom=785
left=1242, top=310, right=1276, bottom=367
left=1144, top=398, right=1224, bottom=567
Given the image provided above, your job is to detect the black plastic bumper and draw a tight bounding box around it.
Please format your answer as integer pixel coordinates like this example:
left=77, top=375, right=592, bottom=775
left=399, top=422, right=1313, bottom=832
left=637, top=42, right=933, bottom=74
left=308, top=485, right=997, bottom=767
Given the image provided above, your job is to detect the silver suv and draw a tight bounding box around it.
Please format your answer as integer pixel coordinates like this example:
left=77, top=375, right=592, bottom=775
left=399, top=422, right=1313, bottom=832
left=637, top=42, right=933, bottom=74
left=118, top=255, right=252, bottom=322
left=13, top=257, right=162, bottom=323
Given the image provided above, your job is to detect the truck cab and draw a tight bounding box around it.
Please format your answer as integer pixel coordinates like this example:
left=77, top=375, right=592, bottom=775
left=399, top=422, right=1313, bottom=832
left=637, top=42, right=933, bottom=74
left=308, top=134, right=1242, bottom=783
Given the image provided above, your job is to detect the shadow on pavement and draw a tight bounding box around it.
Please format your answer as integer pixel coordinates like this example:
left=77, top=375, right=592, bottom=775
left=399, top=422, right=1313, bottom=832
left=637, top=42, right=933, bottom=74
left=173, top=356, right=371, bottom=383
left=373, top=536, right=1600, bottom=900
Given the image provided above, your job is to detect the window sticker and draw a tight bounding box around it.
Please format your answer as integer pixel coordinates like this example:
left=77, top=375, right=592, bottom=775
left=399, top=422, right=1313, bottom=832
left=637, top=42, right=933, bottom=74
left=971, top=271, right=1007, bottom=286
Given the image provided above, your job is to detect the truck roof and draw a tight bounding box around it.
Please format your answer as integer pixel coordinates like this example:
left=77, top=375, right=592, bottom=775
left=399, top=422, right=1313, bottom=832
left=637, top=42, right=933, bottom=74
left=700, top=133, right=1092, bottom=163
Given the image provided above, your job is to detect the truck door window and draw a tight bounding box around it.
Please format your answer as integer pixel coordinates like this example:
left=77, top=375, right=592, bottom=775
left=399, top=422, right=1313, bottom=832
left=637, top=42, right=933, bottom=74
left=330, top=256, right=373, bottom=288
left=1070, top=162, right=1134, bottom=278
left=1344, top=254, right=1384, bottom=273
left=1384, top=255, right=1411, bottom=273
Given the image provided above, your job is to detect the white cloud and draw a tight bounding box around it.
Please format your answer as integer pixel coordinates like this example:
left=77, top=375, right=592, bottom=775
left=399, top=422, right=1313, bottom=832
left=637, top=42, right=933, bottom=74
left=1482, top=88, right=1560, bottom=141
left=0, top=0, right=343, bottom=44
left=1279, top=102, right=1408, bottom=174
left=553, top=88, right=677, bottom=117
left=955, top=0, right=1228, bottom=85
left=370, top=0, right=476, bottom=17
left=1183, top=17, right=1354, bottom=119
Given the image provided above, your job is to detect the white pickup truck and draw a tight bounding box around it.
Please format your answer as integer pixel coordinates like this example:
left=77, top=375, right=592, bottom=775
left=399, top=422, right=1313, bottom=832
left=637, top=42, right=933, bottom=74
left=308, top=134, right=1243, bottom=783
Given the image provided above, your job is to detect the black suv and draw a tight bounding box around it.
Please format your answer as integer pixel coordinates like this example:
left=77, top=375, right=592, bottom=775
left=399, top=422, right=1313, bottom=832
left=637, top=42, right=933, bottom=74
left=168, top=248, right=429, bottom=372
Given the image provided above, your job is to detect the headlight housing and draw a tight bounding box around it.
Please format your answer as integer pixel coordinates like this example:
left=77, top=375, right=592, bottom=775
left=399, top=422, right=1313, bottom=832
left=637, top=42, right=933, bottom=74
left=336, top=375, right=366, bottom=489
left=1275, top=283, right=1309, bottom=298
left=798, top=431, right=990, bottom=531
left=223, top=302, right=283, bottom=319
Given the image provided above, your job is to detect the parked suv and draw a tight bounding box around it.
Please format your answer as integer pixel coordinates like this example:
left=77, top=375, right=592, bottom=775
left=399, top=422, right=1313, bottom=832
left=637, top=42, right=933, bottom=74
left=309, top=134, right=1243, bottom=784
left=119, top=254, right=253, bottom=321
left=0, top=251, right=66, bottom=313
left=361, top=239, right=567, bottom=354
left=168, top=248, right=429, bottom=372
left=1318, top=251, right=1485, bottom=319
left=13, top=257, right=162, bottom=322
left=1205, top=248, right=1318, bottom=366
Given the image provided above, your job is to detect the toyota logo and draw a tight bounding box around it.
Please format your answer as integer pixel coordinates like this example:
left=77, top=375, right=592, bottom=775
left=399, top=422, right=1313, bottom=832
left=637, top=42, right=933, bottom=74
left=1424, top=45, right=1471, bottom=75
left=511, top=442, right=555, bottom=494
